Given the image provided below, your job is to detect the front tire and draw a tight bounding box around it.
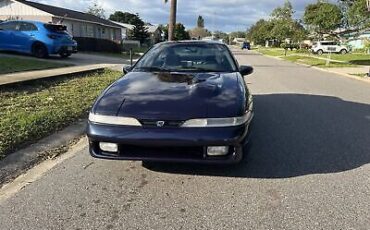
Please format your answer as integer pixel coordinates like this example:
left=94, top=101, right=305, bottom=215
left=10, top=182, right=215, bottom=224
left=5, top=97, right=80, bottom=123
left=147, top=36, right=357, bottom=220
left=317, top=49, right=323, bottom=55
left=32, top=43, right=48, bottom=58
left=340, top=49, right=347, bottom=54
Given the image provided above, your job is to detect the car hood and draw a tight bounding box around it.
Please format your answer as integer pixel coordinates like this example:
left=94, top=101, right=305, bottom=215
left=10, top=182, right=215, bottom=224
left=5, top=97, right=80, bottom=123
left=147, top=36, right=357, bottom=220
left=93, top=71, right=245, bottom=120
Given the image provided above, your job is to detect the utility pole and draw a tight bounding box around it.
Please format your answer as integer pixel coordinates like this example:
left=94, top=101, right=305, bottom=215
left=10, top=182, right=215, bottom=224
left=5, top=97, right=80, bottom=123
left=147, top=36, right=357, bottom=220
left=166, top=0, right=177, bottom=41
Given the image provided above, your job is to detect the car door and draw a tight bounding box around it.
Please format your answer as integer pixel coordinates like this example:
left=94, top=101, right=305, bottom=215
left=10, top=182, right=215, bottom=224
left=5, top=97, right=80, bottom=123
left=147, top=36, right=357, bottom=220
left=327, top=42, right=337, bottom=53
left=16, top=22, right=38, bottom=53
left=0, top=22, right=18, bottom=51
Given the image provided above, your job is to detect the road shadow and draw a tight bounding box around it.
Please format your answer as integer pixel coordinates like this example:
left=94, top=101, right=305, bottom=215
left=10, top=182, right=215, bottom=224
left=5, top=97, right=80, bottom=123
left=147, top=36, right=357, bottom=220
left=144, top=94, right=370, bottom=178
left=349, top=60, right=370, bottom=66
left=0, top=50, right=63, bottom=60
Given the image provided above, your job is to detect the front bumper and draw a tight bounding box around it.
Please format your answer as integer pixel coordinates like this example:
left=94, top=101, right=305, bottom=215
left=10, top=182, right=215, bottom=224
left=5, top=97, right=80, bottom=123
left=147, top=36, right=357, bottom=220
left=57, top=45, right=78, bottom=54
left=86, top=119, right=252, bottom=164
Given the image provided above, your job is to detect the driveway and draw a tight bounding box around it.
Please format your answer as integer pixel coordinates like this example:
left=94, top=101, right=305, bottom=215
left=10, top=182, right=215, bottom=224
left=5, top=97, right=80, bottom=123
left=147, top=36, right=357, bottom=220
left=0, top=52, right=131, bottom=71
left=0, top=49, right=369, bottom=229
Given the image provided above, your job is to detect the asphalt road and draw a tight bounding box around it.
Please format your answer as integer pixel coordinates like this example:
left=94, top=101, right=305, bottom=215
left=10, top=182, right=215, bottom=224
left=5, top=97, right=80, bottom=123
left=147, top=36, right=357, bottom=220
left=1, top=49, right=370, bottom=230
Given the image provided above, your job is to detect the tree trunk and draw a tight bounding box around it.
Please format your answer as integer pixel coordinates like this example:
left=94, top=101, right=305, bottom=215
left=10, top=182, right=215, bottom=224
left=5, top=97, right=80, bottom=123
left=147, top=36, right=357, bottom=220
left=168, top=0, right=177, bottom=41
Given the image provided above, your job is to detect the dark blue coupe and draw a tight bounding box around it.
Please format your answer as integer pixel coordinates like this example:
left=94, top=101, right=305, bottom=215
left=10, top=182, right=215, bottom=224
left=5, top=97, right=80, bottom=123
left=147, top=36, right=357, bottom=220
left=87, top=41, right=254, bottom=164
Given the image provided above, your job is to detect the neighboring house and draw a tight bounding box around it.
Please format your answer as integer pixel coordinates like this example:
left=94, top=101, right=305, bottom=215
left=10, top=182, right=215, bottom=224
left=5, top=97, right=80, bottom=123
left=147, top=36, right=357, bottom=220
left=110, top=20, right=135, bottom=40
left=233, top=38, right=246, bottom=46
left=0, top=0, right=123, bottom=43
left=145, top=24, right=162, bottom=45
left=347, top=32, right=370, bottom=50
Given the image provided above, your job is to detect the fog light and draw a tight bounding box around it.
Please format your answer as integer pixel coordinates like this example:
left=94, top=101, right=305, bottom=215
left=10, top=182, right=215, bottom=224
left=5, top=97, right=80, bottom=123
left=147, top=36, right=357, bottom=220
left=207, top=146, right=229, bottom=156
left=99, top=142, right=118, bottom=153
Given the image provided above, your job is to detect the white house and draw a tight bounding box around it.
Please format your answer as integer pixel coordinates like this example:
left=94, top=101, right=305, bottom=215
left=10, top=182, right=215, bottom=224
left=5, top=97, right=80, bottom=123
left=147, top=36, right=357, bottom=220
left=0, top=0, right=124, bottom=42
left=347, top=32, right=370, bottom=50
left=109, top=20, right=135, bottom=40
left=145, top=24, right=162, bottom=44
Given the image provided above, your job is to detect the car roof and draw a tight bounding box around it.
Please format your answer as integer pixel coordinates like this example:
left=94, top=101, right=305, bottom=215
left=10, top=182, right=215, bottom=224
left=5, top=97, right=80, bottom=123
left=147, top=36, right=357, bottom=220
left=0, top=20, right=46, bottom=25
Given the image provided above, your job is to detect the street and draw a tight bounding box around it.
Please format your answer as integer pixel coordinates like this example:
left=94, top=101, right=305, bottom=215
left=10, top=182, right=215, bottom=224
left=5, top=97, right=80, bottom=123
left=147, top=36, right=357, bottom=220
left=1, top=49, right=370, bottom=229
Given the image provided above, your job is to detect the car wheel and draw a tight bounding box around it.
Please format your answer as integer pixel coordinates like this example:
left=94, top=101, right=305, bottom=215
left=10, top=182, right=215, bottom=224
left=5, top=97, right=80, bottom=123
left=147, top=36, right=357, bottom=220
left=340, top=49, right=347, bottom=54
left=317, top=49, right=323, bottom=55
left=60, top=52, right=71, bottom=58
left=32, top=43, right=48, bottom=58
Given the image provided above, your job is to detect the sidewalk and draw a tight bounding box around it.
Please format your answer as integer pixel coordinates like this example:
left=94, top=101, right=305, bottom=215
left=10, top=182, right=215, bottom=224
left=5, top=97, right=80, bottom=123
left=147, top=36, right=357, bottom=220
left=328, top=66, right=370, bottom=75
left=0, top=64, right=118, bottom=86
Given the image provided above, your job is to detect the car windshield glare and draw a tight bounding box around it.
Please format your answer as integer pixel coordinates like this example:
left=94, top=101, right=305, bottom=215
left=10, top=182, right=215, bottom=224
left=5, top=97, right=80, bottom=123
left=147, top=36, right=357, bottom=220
left=134, top=43, right=237, bottom=73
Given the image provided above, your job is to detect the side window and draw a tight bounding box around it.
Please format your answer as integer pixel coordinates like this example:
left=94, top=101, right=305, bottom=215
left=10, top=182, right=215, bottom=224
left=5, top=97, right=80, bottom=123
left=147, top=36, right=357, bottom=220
left=0, top=22, right=18, bottom=31
left=19, top=22, right=38, bottom=31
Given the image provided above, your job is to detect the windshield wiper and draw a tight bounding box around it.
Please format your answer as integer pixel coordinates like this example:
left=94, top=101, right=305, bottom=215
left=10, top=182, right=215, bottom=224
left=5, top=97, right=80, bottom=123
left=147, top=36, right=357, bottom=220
left=135, top=66, right=172, bottom=72
left=180, top=67, right=221, bottom=72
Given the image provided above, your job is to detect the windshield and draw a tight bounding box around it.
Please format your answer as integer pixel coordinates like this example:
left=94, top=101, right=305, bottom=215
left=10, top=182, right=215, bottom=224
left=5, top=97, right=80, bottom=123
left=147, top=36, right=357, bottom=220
left=134, top=43, right=237, bottom=73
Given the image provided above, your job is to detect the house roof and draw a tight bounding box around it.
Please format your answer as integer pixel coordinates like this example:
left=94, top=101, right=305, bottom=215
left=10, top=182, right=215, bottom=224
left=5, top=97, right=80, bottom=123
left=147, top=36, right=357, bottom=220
left=145, top=25, right=160, bottom=33
left=110, top=21, right=135, bottom=30
left=16, top=0, right=122, bottom=28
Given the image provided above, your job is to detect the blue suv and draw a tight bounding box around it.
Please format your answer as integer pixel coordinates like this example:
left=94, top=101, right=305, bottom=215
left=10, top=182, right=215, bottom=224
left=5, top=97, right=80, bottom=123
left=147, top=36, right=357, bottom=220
left=0, top=20, right=77, bottom=58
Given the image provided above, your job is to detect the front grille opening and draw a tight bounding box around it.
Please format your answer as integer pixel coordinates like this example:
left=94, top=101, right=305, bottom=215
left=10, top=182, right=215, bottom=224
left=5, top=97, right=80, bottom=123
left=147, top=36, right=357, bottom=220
left=139, top=120, right=184, bottom=128
left=119, top=145, right=205, bottom=159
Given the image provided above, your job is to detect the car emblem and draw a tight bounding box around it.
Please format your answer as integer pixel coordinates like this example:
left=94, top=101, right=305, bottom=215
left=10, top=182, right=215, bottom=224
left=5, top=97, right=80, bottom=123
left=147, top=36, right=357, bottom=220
left=156, top=121, right=165, bottom=127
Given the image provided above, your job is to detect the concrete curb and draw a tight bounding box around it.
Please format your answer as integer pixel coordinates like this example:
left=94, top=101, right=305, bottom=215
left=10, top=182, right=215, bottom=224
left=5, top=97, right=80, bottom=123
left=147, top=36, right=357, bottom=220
left=256, top=52, right=370, bottom=84
left=0, top=64, right=116, bottom=86
left=0, top=120, right=87, bottom=186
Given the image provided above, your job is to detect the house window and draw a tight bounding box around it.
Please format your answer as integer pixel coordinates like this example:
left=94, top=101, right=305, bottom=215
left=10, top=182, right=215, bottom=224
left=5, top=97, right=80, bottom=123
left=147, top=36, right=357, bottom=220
left=86, top=25, right=94, bottom=37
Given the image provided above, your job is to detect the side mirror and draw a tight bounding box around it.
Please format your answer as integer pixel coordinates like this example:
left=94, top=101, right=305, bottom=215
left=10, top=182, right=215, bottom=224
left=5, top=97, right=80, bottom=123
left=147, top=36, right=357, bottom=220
left=239, top=65, right=253, bottom=76
left=123, top=65, right=133, bottom=74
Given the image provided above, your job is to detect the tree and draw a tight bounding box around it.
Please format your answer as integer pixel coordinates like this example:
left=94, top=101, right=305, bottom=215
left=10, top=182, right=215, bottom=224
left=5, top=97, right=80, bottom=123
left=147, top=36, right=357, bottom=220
left=86, top=0, right=105, bottom=19
left=213, top=31, right=230, bottom=43
left=189, top=15, right=211, bottom=39
left=189, top=27, right=212, bottom=39
left=271, top=0, right=295, bottom=20
left=162, top=23, right=190, bottom=40
left=303, top=1, right=342, bottom=38
left=340, top=0, right=370, bottom=35
left=246, top=1, right=307, bottom=46
left=109, top=12, right=149, bottom=43
left=247, top=19, right=274, bottom=45
left=164, top=0, right=177, bottom=41
left=197, top=15, right=205, bottom=28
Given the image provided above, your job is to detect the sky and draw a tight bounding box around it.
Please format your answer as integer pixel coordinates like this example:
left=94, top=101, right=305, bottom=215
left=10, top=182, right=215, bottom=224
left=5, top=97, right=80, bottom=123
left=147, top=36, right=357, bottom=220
left=35, top=0, right=320, bottom=32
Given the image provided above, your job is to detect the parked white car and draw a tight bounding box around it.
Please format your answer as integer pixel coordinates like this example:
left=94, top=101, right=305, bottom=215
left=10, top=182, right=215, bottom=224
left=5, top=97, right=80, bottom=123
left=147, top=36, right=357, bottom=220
left=311, top=41, right=348, bottom=55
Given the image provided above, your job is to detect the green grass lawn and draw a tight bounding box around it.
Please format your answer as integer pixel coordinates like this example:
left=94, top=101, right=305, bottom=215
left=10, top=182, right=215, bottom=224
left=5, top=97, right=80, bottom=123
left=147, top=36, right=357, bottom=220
left=328, top=53, right=370, bottom=66
left=257, top=48, right=287, bottom=56
left=282, top=55, right=354, bottom=68
left=259, top=48, right=370, bottom=67
left=0, top=57, right=71, bottom=75
left=0, top=69, right=121, bottom=159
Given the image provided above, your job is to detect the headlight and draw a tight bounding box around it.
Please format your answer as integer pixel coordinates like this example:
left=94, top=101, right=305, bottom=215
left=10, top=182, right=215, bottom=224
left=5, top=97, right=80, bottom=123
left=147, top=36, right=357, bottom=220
left=89, top=113, right=142, bottom=126
left=181, top=112, right=252, bottom=128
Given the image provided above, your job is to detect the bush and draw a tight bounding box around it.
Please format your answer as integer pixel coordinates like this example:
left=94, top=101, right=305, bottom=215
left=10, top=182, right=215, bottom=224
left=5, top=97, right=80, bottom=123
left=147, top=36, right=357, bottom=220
left=281, top=43, right=300, bottom=50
